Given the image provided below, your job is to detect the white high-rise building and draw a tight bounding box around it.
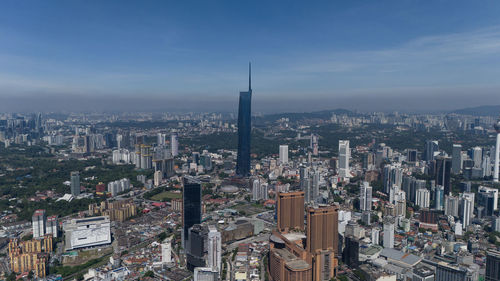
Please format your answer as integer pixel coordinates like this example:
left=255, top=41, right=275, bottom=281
left=279, top=145, right=289, bottom=164
left=415, top=188, right=430, bottom=209
left=32, top=209, right=46, bottom=238
left=207, top=226, right=222, bottom=273
left=154, top=170, right=163, bottom=187
left=252, top=178, right=268, bottom=201
left=339, top=140, right=350, bottom=178
left=494, top=117, right=500, bottom=182
left=171, top=133, right=179, bottom=157
left=460, top=194, right=473, bottom=229
left=473, top=147, right=483, bottom=168
left=383, top=217, right=395, bottom=248
left=360, top=182, right=372, bottom=211
left=157, top=133, right=166, bottom=146
left=161, top=237, right=172, bottom=264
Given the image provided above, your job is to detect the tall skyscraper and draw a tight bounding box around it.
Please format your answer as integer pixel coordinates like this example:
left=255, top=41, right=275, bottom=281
left=486, top=250, right=500, bottom=281
left=416, top=188, right=430, bottom=209
left=182, top=176, right=202, bottom=247
left=279, top=145, right=288, bottom=164
left=161, top=237, right=172, bottom=264
left=472, top=146, right=483, bottom=168
left=70, top=171, right=80, bottom=196
left=452, top=144, right=462, bottom=174
left=236, top=63, right=252, bottom=176
left=170, top=133, right=179, bottom=157
left=359, top=182, right=372, bottom=211
left=383, top=216, right=395, bottom=248
left=306, top=205, right=339, bottom=281
left=425, top=140, right=439, bottom=162
left=310, top=134, right=319, bottom=156
left=460, top=193, right=474, bottom=229
left=435, top=185, right=444, bottom=210
left=494, top=117, right=500, bottom=182
left=207, top=225, right=222, bottom=274
left=339, top=140, right=350, bottom=178
left=435, top=156, right=452, bottom=195
left=277, top=191, right=305, bottom=232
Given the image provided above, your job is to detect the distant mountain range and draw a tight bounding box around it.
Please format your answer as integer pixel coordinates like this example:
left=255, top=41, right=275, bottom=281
left=451, top=105, right=500, bottom=116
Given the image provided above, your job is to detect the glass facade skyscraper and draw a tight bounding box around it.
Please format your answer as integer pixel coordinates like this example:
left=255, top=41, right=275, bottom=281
left=236, top=63, right=252, bottom=176
left=182, top=176, right=201, bottom=247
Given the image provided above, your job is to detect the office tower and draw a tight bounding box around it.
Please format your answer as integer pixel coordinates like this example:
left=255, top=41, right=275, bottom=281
left=493, top=217, right=500, bottom=232
left=182, top=177, right=202, bottom=247
left=70, top=171, right=80, bottom=196
left=32, top=210, right=46, bottom=238
left=452, top=144, right=462, bottom=174
left=359, top=182, right=372, bottom=211
left=299, top=165, right=309, bottom=190
left=486, top=250, right=500, bottom=281
left=306, top=205, right=339, bottom=281
left=186, top=224, right=208, bottom=271
left=157, top=133, right=166, bottom=146
left=342, top=236, right=359, bottom=268
left=407, top=149, right=418, bottom=162
left=472, top=147, right=483, bottom=168
left=460, top=193, right=474, bottom=229
left=308, top=170, right=320, bottom=203
left=310, top=134, right=319, bottom=156
left=444, top=195, right=460, bottom=217
left=479, top=186, right=499, bottom=216
left=170, top=133, right=179, bottom=157
left=483, top=155, right=492, bottom=177
left=207, top=226, right=222, bottom=273
left=435, top=156, right=452, bottom=195
left=279, top=145, right=288, bottom=164
left=236, top=63, right=252, bottom=176
left=479, top=186, right=499, bottom=210
left=383, top=216, right=395, bottom=248
left=339, top=140, right=350, bottom=178
left=435, top=185, right=444, bottom=210
left=425, top=140, right=439, bottom=162
left=495, top=117, right=500, bottom=182
left=161, top=237, right=172, bottom=264
left=383, top=164, right=403, bottom=194
left=277, top=191, right=305, bottom=232
left=416, top=188, right=430, bottom=209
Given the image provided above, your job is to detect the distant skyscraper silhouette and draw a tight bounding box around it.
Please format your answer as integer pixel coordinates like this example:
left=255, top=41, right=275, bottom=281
left=236, top=63, right=252, bottom=176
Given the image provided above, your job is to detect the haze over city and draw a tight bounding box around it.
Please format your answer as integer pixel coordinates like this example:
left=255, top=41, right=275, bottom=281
left=1, top=1, right=500, bottom=112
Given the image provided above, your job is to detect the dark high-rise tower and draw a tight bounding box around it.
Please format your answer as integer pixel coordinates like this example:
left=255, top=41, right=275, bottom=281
left=236, top=63, right=252, bottom=176
left=182, top=176, right=202, bottom=247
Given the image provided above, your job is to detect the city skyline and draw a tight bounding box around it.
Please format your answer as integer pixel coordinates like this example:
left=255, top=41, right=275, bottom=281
left=1, top=1, right=500, bottom=112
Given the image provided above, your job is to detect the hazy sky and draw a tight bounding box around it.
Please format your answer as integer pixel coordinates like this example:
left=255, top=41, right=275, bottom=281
left=1, top=1, right=500, bottom=113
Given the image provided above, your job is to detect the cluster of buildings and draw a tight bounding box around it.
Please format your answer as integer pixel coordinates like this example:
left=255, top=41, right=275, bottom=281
left=88, top=199, right=138, bottom=222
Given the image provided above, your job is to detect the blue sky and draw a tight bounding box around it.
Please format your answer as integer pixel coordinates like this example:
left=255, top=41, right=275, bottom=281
left=1, top=0, right=500, bottom=112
